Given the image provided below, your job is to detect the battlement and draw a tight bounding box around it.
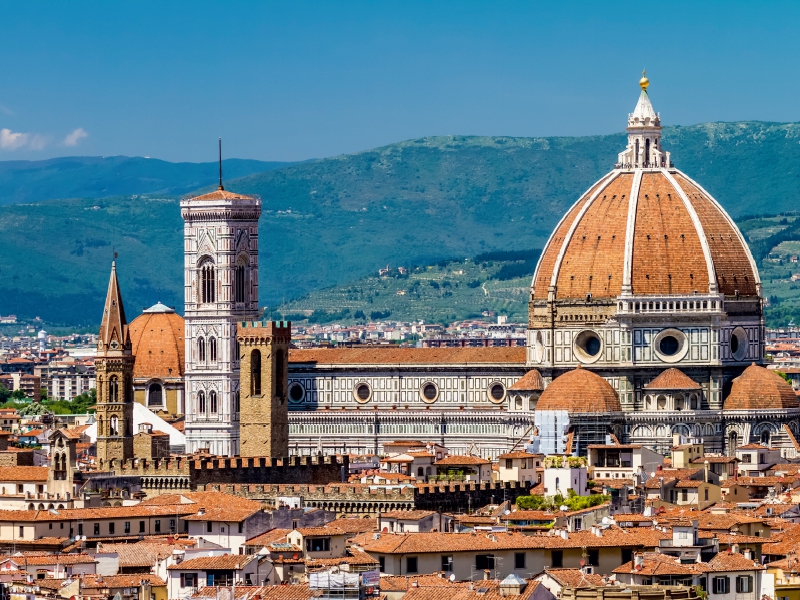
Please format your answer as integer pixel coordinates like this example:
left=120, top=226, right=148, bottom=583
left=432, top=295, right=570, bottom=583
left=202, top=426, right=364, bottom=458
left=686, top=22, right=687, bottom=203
left=237, top=321, right=292, bottom=343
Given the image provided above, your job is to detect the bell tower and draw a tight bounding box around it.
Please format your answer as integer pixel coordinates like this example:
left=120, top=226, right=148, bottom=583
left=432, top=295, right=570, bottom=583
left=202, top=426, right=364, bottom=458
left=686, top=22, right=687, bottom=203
left=95, top=261, right=135, bottom=468
left=237, top=321, right=290, bottom=458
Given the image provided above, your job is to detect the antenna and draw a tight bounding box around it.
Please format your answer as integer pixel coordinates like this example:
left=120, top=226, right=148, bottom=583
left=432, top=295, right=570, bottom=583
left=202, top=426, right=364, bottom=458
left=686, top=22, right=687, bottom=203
left=218, top=137, right=224, bottom=191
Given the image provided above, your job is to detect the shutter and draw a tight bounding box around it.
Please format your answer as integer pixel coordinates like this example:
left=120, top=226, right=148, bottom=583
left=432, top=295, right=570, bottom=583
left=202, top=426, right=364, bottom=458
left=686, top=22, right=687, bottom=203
left=180, top=574, right=185, bottom=588
left=725, top=576, right=730, bottom=594
left=748, top=576, right=753, bottom=592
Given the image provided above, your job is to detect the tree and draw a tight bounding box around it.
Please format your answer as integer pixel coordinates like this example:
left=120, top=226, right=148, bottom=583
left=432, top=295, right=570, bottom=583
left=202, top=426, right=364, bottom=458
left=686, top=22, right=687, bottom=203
left=0, top=385, right=10, bottom=404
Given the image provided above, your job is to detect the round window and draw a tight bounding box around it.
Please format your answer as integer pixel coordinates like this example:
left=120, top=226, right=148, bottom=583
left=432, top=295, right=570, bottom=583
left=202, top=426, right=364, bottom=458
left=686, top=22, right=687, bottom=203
left=659, top=335, right=680, bottom=356
left=289, top=383, right=305, bottom=402
left=489, top=383, right=505, bottom=403
left=354, top=383, right=372, bottom=403
left=420, top=382, right=439, bottom=403
left=573, top=330, right=603, bottom=364
left=653, top=328, right=689, bottom=363
left=730, top=327, right=748, bottom=361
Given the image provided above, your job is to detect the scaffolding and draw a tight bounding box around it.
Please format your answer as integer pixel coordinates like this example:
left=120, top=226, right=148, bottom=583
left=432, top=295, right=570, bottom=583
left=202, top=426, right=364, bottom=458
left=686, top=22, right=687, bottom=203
left=308, top=570, right=361, bottom=600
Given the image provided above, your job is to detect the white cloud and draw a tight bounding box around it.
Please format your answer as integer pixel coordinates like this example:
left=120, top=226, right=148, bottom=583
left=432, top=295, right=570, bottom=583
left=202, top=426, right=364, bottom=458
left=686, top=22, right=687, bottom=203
left=0, top=128, right=29, bottom=150
left=63, top=127, right=88, bottom=147
left=28, top=134, right=49, bottom=150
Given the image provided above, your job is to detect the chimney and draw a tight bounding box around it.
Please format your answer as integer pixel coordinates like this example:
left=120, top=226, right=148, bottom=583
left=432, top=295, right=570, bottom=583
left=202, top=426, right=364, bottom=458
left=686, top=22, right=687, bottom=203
left=484, top=569, right=490, bottom=580
left=743, top=549, right=752, bottom=560
left=634, top=553, right=644, bottom=569
left=732, top=544, right=740, bottom=554
left=704, top=460, right=709, bottom=484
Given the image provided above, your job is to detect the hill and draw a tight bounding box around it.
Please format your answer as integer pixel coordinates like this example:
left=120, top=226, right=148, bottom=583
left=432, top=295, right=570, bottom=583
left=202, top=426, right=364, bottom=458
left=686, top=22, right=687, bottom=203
left=0, top=156, right=295, bottom=205
left=6, top=122, right=800, bottom=326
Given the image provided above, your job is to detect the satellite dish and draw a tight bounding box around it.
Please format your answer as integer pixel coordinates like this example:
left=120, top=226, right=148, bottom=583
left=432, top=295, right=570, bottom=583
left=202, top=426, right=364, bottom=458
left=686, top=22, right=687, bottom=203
left=559, top=505, right=569, bottom=512
left=602, top=517, right=613, bottom=524
left=650, top=472, right=656, bottom=478
left=504, top=510, right=511, bottom=515
left=449, top=574, right=456, bottom=582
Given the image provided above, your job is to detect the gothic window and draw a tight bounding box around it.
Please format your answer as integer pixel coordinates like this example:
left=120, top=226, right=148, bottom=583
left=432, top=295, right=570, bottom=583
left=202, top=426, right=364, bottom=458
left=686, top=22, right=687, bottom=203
left=251, top=350, right=262, bottom=396
left=198, top=391, right=206, bottom=414
left=110, top=416, right=119, bottom=436
left=149, top=383, right=163, bottom=407
left=209, top=337, right=217, bottom=362
left=645, top=138, right=651, bottom=164
left=761, top=430, right=771, bottom=446
left=210, top=391, right=218, bottom=414
left=198, top=337, right=206, bottom=362
left=200, top=261, right=216, bottom=304
left=235, top=263, right=246, bottom=303
left=109, top=376, right=119, bottom=402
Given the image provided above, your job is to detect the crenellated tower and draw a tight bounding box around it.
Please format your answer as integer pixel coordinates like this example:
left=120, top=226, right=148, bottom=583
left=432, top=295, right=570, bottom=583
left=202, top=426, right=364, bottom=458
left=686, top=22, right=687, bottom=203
left=95, top=261, right=135, bottom=468
left=237, top=321, right=291, bottom=458
left=182, top=177, right=261, bottom=457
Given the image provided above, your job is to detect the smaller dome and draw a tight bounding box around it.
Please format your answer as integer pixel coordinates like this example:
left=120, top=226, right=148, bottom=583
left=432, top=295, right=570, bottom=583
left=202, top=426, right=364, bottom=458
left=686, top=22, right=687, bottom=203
left=536, top=366, right=621, bottom=413
left=129, top=306, right=185, bottom=380
left=724, top=364, right=799, bottom=411
left=509, top=369, right=545, bottom=391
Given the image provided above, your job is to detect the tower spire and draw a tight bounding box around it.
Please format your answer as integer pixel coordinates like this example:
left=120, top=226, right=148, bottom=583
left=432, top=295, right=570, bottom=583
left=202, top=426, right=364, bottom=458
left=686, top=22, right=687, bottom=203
left=218, top=137, right=224, bottom=191
left=98, top=260, right=130, bottom=355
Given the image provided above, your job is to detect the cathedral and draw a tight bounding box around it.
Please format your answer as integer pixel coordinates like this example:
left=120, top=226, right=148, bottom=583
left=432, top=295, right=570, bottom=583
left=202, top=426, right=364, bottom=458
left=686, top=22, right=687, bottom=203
left=100, top=74, right=800, bottom=461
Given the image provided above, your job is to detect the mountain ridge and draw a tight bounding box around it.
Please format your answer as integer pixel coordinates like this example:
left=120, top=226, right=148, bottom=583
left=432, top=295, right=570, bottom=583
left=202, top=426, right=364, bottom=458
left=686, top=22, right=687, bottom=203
left=4, top=120, right=800, bottom=326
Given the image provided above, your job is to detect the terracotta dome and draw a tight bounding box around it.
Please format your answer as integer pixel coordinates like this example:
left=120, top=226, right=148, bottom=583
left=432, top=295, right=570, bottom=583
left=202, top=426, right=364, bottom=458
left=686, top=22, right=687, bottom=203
left=129, top=302, right=185, bottom=380
left=536, top=366, right=621, bottom=413
left=532, top=170, right=759, bottom=302
left=724, top=364, right=799, bottom=410
left=509, top=369, right=545, bottom=391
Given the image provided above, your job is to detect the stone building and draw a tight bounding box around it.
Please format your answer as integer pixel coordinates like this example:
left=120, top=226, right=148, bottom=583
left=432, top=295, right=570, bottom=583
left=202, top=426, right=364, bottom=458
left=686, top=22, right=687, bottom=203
left=95, top=262, right=135, bottom=468
left=181, top=184, right=261, bottom=456
left=526, top=74, right=800, bottom=455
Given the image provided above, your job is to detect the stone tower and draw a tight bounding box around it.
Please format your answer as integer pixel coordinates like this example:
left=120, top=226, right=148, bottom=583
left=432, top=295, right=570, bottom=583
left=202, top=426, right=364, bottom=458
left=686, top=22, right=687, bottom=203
left=237, top=321, right=291, bottom=458
left=182, top=185, right=261, bottom=456
left=95, top=261, right=135, bottom=468
left=47, top=428, right=79, bottom=498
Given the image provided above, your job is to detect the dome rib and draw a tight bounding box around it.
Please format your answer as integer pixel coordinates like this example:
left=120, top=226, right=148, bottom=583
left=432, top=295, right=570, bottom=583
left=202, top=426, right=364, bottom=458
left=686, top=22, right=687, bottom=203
left=675, top=171, right=762, bottom=293
left=621, top=169, right=643, bottom=294
left=546, top=170, right=622, bottom=296
left=532, top=172, right=615, bottom=300
left=660, top=169, right=718, bottom=294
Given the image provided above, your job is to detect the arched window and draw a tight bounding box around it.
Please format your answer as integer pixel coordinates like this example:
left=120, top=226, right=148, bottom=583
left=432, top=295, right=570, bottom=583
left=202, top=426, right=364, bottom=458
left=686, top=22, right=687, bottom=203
left=109, top=416, right=119, bottom=436
left=251, top=350, right=262, bottom=396
left=200, top=261, right=216, bottom=304
left=235, top=263, right=246, bottom=303
left=234, top=391, right=240, bottom=414
left=198, top=391, right=206, bottom=414
left=148, top=383, right=163, bottom=407
left=645, top=138, right=651, bottom=164
left=209, top=337, right=217, bottom=362
left=109, top=376, right=118, bottom=402
left=198, top=337, right=206, bottom=362
left=210, top=391, right=218, bottom=414
left=761, top=430, right=771, bottom=447
left=275, top=349, right=285, bottom=398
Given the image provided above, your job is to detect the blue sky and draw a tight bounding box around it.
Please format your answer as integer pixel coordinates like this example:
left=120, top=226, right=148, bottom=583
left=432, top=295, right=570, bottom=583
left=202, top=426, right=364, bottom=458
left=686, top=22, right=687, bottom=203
left=2, top=1, right=800, bottom=162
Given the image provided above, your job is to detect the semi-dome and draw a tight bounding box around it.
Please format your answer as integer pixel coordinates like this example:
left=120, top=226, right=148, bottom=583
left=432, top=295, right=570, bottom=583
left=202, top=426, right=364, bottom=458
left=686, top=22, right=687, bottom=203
left=531, top=82, right=760, bottom=306
left=724, top=364, right=799, bottom=410
left=129, top=303, right=185, bottom=379
left=536, top=366, right=621, bottom=413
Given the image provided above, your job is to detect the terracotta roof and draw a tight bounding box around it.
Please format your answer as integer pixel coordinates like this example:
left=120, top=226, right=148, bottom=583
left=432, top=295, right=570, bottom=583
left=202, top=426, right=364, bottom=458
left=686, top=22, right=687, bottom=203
left=692, top=456, right=738, bottom=464
left=536, top=367, right=621, bottom=413
left=675, top=480, right=705, bottom=488
left=509, top=370, right=545, bottom=391
left=80, top=573, right=166, bottom=588
left=138, top=491, right=262, bottom=510
left=305, top=548, right=379, bottom=568
left=294, top=526, right=346, bottom=536
left=167, top=554, right=256, bottom=570
left=182, top=507, right=260, bottom=522
left=380, top=574, right=471, bottom=592
left=497, top=451, right=540, bottom=459
left=97, top=542, right=177, bottom=567
left=289, top=347, right=526, bottom=366
left=644, top=368, right=702, bottom=390
left=706, top=551, right=765, bottom=572
left=434, top=455, right=490, bottom=466
left=129, top=310, right=185, bottom=380
left=402, top=580, right=544, bottom=600
left=0, top=467, right=48, bottom=482
left=533, top=170, right=758, bottom=301
left=725, top=364, right=799, bottom=410
left=0, top=553, right=95, bottom=566
left=191, top=586, right=318, bottom=600
left=644, top=468, right=702, bottom=488
left=0, top=504, right=199, bottom=523
left=543, top=568, right=605, bottom=587
left=325, top=517, right=376, bottom=534
left=187, top=189, right=256, bottom=201
left=381, top=510, right=437, bottom=520
left=738, top=443, right=770, bottom=450
left=243, top=529, right=290, bottom=547
left=614, top=552, right=700, bottom=576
